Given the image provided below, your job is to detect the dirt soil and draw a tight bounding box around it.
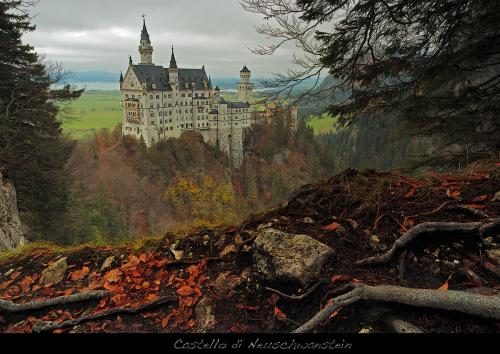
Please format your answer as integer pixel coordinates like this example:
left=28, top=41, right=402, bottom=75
left=0, top=165, right=499, bottom=333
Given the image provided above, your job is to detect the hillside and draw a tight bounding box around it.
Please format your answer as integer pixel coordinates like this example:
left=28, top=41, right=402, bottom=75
left=0, top=165, right=498, bottom=333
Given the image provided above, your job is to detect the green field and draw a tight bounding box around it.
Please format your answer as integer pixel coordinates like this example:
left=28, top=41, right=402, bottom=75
left=60, top=90, right=122, bottom=139
left=308, top=113, right=338, bottom=135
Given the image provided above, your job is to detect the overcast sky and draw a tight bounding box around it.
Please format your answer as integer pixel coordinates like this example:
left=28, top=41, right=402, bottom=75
left=23, top=0, right=297, bottom=77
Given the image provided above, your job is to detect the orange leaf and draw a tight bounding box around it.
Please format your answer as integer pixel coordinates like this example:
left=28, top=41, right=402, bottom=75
left=446, top=189, right=461, bottom=198
left=329, top=310, right=340, bottom=319
left=331, top=274, right=352, bottom=284
left=405, top=190, right=416, bottom=198
left=10, top=271, right=21, bottom=280
left=322, top=222, right=339, bottom=231
left=464, top=204, right=486, bottom=209
left=177, top=286, right=194, bottom=297
left=438, top=275, right=452, bottom=291
left=146, top=293, right=160, bottom=302
left=274, top=306, right=287, bottom=321
left=235, top=304, right=259, bottom=311
left=472, top=195, right=488, bottom=202
left=104, top=269, right=123, bottom=284
left=139, top=254, right=149, bottom=263
left=69, top=266, right=90, bottom=282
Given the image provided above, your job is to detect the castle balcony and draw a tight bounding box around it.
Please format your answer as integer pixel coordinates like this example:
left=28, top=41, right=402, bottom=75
left=126, top=117, right=142, bottom=125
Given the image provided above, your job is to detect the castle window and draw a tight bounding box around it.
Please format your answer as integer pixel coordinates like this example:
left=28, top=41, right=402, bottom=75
left=156, top=95, right=160, bottom=99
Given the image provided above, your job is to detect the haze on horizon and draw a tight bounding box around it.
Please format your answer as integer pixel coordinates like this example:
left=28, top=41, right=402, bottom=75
left=23, top=0, right=298, bottom=78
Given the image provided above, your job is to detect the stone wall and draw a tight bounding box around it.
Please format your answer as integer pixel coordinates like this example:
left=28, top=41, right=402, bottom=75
left=201, top=125, right=246, bottom=168
left=0, top=171, right=25, bottom=251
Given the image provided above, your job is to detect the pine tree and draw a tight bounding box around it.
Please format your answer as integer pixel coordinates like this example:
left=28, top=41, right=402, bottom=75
left=0, top=1, right=83, bottom=239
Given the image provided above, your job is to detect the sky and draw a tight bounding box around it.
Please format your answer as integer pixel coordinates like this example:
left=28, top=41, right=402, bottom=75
left=23, top=0, right=297, bottom=78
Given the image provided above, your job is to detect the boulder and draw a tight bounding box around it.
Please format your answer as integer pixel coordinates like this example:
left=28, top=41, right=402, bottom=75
left=195, top=297, right=217, bottom=333
left=252, top=228, right=334, bottom=286
left=40, top=257, right=68, bottom=285
left=0, top=171, right=25, bottom=251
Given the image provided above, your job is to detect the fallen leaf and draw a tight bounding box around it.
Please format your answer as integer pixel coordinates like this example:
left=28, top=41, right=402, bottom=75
left=10, top=271, right=21, bottom=281
left=405, top=190, right=416, bottom=198
left=267, top=293, right=280, bottom=305
left=446, top=189, right=461, bottom=199
left=464, top=204, right=486, bottom=209
left=274, top=306, right=287, bottom=321
left=472, top=195, right=488, bottom=202
left=69, top=266, right=90, bottom=282
left=235, top=304, right=259, bottom=311
left=331, top=274, right=352, bottom=284
left=146, top=293, right=160, bottom=302
left=177, top=286, right=194, bottom=297
left=322, top=222, right=339, bottom=231
left=103, top=269, right=123, bottom=284
left=438, top=275, right=453, bottom=291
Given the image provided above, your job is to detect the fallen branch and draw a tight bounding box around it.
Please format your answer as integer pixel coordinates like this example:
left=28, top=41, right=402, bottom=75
left=32, top=294, right=177, bottom=333
left=356, top=218, right=500, bottom=266
left=293, top=284, right=500, bottom=333
left=0, top=291, right=110, bottom=313
left=448, top=205, right=490, bottom=219
left=265, top=279, right=329, bottom=301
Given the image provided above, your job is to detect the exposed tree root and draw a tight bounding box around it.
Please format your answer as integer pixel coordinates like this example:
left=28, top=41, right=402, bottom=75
left=367, top=306, right=425, bottom=333
left=32, top=294, right=177, bottom=333
left=0, top=291, right=110, bottom=313
left=293, top=284, right=500, bottom=333
left=356, top=219, right=500, bottom=266
left=265, top=279, right=329, bottom=301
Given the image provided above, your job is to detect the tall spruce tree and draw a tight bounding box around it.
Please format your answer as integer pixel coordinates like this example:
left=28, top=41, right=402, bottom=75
left=243, top=0, right=500, bottom=162
left=0, top=1, right=83, bottom=240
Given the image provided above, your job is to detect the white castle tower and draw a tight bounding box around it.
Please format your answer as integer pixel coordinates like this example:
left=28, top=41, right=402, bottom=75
left=139, top=17, right=153, bottom=65
left=237, top=65, right=254, bottom=104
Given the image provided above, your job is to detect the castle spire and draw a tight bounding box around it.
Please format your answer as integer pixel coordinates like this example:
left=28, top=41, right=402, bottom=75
left=141, top=15, right=150, bottom=43
left=119, top=72, right=124, bottom=82
left=169, top=46, right=178, bottom=69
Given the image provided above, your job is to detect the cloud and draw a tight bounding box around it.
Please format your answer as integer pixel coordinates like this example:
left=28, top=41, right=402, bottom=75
left=23, top=0, right=300, bottom=77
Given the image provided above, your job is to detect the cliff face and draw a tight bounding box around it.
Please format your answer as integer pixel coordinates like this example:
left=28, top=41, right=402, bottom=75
left=0, top=171, right=24, bottom=251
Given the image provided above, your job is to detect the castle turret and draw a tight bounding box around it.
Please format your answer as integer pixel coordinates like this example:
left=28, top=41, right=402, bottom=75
left=169, top=46, right=178, bottom=87
left=119, top=71, right=124, bottom=89
left=139, top=18, right=153, bottom=65
left=237, top=65, right=254, bottom=103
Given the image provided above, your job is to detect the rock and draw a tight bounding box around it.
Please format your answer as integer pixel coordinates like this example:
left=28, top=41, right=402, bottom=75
left=170, top=245, right=184, bottom=261
left=40, top=257, right=67, bottom=285
left=100, top=256, right=115, bottom=272
left=252, top=228, right=335, bottom=286
left=303, top=217, right=315, bottom=224
left=195, top=297, right=217, bottom=333
left=4, top=269, right=14, bottom=277
left=0, top=171, right=25, bottom=251
left=486, top=249, right=500, bottom=265
left=345, top=219, right=359, bottom=229
left=492, top=191, right=500, bottom=202
left=359, top=327, right=374, bottom=334
left=219, top=244, right=237, bottom=258
left=483, top=237, right=494, bottom=248
left=257, top=222, right=273, bottom=231
left=213, top=271, right=241, bottom=297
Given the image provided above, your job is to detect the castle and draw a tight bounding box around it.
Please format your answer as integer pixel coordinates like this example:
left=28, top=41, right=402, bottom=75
left=120, top=19, right=256, bottom=166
